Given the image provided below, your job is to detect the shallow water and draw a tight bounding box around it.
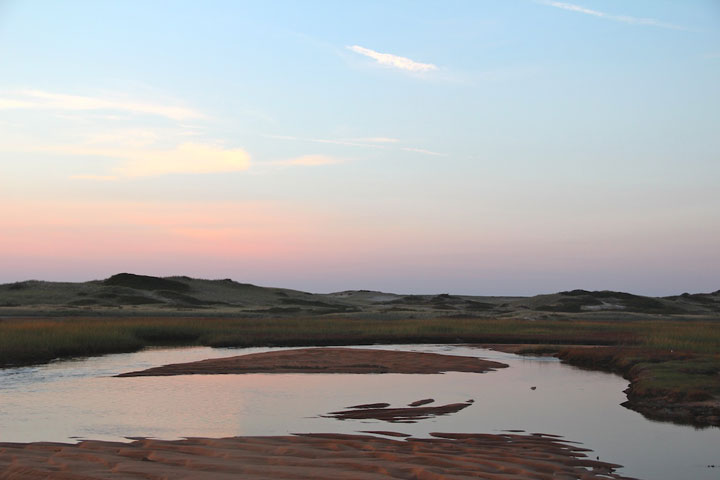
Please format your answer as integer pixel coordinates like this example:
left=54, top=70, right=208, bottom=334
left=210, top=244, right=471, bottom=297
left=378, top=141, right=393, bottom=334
left=0, top=344, right=718, bottom=480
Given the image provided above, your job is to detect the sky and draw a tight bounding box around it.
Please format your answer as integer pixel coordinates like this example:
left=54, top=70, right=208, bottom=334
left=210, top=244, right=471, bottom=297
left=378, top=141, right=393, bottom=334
left=0, top=0, right=718, bottom=296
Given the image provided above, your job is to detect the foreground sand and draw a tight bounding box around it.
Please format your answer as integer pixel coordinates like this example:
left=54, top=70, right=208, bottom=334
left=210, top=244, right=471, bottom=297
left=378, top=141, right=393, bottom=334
left=0, top=432, right=637, bottom=480
left=116, top=347, right=508, bottom=377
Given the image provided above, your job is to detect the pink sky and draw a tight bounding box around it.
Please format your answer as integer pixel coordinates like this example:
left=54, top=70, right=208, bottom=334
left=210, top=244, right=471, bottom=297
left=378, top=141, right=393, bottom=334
left=1, top=2, right=718, bottom=295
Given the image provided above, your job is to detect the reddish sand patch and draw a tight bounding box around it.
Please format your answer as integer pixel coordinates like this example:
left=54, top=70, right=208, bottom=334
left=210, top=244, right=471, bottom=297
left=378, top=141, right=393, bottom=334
left=116, top=347, right=507, bottom=377
left=0, top=433, right=637, bottom=480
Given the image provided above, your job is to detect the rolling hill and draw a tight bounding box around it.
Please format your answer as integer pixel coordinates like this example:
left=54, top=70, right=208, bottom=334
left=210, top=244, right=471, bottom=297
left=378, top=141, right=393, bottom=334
left=1, top=273, right=718, bottom=318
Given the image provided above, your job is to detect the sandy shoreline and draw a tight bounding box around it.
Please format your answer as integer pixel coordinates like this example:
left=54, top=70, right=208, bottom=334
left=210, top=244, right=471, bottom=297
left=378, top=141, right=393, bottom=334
left=116, top=347, right=508, bottom=377
left=0, top=432, right=637, bottom=480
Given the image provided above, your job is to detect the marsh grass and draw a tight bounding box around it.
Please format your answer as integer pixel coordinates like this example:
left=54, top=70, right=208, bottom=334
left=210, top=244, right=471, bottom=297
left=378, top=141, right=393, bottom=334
left=1, top=315, right=716, bottom=367
left=641, top=321, right=720, bottom=354
left=0, top=320, right=143, bottom=365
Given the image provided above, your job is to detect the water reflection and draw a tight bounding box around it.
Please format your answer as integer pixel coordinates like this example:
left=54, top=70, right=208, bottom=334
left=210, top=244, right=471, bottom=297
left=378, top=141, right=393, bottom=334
left=0, top=345, right=717, bottom=480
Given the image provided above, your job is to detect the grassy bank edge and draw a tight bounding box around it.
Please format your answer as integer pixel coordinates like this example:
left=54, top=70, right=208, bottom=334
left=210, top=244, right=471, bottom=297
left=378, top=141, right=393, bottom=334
left=501, top=344, right=720, bottom=427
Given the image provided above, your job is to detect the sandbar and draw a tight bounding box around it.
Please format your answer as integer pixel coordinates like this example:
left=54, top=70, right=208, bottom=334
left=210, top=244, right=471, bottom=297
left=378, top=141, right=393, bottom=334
left=116, top=347, right=507, bottom=377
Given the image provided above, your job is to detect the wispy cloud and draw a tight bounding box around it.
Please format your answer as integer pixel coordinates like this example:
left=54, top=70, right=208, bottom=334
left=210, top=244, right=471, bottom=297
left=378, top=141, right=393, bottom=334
left=116, top=143, right=250, bottom=177
left=401, top=147, right=447, bottom=157
left=540, top=1, right=687, bottom=30
left=29, top=142, right=250, bottom=178
left=347, top=45, right=438, bottom=72
left=275, top=154, right=342, bottom=166
left=266, top=134, right=379, bottom=149
left=0, top=88, right=257, bottom=179
left=84, top=129, right=160, bottom=147
left=353, top=137, right=400, bottom=144
left=266, top=134, right=446, bottom=157
left=0, top=90, right=204, bottom=120
left=69, top=174, right=119, bottom=181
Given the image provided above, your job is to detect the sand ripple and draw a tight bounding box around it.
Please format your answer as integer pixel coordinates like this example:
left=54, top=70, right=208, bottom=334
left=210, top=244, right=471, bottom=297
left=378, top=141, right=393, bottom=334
left=0, top=433, right=637, bottom=479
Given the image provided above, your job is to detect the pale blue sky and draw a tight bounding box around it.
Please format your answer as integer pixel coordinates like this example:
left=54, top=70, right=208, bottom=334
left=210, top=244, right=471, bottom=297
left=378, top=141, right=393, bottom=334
left=0, top=1, right=718, bottom=295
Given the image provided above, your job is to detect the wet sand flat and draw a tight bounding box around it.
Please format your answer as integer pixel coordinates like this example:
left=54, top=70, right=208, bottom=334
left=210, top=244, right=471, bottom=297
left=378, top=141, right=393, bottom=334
left=0, top=432, right=637, bottom=480
left=116, top=347, right=508, bottom=377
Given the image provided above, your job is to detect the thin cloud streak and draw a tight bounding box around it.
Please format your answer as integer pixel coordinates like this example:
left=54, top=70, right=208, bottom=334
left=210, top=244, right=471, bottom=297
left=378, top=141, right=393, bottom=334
left=116, top=143, right=250, bottom=177
left=275, top=154, right=342, bottom=166
left=84, top=129, right=160, bottom=147
left=265, top=134, right=446, bottom=157
left=401, top=147, right=447, bottom=157
left=69, top=174, right=119, bottom=181
left=265, top=134, right=378, bottom=149
left=347, top=45, right=438, bottom=72
left=540, top=1, right=687, bottom=30
left=0, top=90, right=204, bottom=120
left=24, top=142, right=251, bottom=178
left=353, top=137, right=400, bottom=143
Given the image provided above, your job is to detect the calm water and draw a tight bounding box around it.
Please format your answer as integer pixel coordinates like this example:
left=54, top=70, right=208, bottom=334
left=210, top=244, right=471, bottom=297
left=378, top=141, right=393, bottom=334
left=0, top=344, right=718, bottom=480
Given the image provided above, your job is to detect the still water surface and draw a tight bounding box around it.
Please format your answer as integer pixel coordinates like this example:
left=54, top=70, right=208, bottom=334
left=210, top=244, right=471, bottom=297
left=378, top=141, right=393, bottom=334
left=0, top=345, right=718, bottom=480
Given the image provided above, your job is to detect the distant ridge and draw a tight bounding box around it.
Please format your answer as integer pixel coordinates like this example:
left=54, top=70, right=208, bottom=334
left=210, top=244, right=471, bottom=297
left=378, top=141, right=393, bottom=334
left=0, top=273, right=718, bottom=317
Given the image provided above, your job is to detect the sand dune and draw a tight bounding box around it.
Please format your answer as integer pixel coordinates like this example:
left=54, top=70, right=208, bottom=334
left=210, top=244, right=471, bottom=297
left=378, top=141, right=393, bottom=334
left=2, top=273, right=716, bottom=317
left=0, top=432, right=637, bottom=480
